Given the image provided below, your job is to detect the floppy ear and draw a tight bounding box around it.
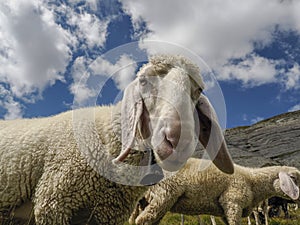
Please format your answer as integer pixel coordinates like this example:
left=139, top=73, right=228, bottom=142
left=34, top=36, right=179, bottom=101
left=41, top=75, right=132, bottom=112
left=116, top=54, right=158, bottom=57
left=279, top=172, right=299, bottom=200
left=196, top=94, right=234, bottom=174
left=113, top=80, right=144, bottom=163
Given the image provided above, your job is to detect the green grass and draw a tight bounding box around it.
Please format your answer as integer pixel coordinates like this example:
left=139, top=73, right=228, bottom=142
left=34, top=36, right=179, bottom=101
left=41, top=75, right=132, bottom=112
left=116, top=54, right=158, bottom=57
left=126, top=209, right=300, bottom=225
left=2, top=208, right=300, bottom=224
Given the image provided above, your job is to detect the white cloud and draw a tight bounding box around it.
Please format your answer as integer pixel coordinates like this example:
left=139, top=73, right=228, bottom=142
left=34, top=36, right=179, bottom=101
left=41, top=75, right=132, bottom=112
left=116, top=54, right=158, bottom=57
left=0, top=0, right=113, bottom=118
left=67, top=11, right=109, bottom=49
left=0, top=85, right=23, bottom=119
left=70, top=56, right=96, bottom=105
left=70, top=54, right=137, bottom=105
left=2, top=99, right=23, bottom=120
left=90, top=54, right=137, bottom=90
left=66, top=0, right=98, bottom=11
left=251, top=116, right=264, bottom=124
left=219, top=54, right=280, bottom=87
left=283, top=63, right=300, bottom=90
left=288, top=104, right=300, bottom=112
left=120, top=0, right=300, bottom=88
left=0, top=0, right=73, bottom=99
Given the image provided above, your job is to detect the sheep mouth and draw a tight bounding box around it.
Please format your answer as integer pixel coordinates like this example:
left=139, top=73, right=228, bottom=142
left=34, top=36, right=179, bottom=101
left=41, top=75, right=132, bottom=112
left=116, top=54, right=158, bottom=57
left=154, top=136, right=192, bottom=171
left=155, top=136, right=175, bottom=161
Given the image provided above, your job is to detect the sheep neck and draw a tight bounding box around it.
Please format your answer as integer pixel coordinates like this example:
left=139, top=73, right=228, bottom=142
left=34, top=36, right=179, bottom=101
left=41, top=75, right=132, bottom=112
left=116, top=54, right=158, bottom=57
left=248, top=166, right=282, bottom=205
left=94, top=103, right=145, bottom=166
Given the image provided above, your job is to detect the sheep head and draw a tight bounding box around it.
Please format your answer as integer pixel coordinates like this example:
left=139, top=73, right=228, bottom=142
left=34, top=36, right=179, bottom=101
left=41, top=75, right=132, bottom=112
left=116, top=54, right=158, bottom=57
left=114, top=55, right=234, bottom=176
left=274, top=168, right=300, bottom=200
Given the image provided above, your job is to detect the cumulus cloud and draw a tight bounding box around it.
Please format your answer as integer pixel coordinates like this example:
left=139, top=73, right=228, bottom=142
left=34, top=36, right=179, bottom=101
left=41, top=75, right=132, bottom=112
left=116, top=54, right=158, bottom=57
left=282, top=63, right=300, bottom=90
left=70, top=56, right=97, bottom=105
left=0, top=0, right=72, bottom=99
left=70, top=54, right=137, bottom=105
left=120, top=0, right=300, bottom=89
left=67, top=10, right=109, bottom=49
left=0, top=85, right=23, bottom=119
left=0, top=0, right=75, bottom=119
left=0, top=0, right=113, bottom=118
left=90, top=54, right=137, bottom=90
left=218, top=54, right=280, bottom=87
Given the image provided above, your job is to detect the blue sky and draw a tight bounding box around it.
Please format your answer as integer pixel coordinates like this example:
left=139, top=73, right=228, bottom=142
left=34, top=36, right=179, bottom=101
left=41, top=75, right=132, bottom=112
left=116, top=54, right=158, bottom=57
left=0, top=0, right=299, bottom=128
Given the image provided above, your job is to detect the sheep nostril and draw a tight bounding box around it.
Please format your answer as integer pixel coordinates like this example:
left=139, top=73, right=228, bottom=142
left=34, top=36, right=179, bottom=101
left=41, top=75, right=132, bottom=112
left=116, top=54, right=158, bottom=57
left=165, top=134, right=178, bottom=149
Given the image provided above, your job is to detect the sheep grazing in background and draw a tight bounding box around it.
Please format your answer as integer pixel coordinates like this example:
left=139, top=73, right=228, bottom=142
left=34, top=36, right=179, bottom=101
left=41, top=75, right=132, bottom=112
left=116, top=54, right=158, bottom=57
left=247, top=197, right=299, bottom=225
left=130, top=158, right=300, bottom=225
left=248, top=197, right=299, bottom=225
left=247, top=200, right=268, bottom=225
left=0, top=55, right=233, bottom=225
left=268, top=196, right=298, bottom=219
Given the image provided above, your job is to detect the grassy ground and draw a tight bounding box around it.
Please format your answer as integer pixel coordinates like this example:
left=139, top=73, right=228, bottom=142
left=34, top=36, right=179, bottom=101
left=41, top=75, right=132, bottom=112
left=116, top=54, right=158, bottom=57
left=126, top=208, right=300, bottom=225
left=2, top=208, right=300, bottom=224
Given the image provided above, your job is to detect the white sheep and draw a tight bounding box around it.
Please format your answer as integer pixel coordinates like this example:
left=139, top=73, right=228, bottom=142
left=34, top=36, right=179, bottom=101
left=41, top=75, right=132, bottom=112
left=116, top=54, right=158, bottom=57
left=130, top=158, right=300, bottom=225
left=248, top=197, right=299, bottom=225
left=0, top=55, right=233, bottom=225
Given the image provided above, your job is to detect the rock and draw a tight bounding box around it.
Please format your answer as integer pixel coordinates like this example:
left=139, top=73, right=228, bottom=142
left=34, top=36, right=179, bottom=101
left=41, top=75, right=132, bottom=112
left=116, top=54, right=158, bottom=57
left=194, top=110, right=300, bottom=168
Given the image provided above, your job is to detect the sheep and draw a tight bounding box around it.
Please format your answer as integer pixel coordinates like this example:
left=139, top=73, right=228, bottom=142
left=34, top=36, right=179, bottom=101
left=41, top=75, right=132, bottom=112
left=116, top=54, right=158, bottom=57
left=267, top=196, right=298, bottom=219
left=248, top=200, right=268, bottom=225
left=248, top=197, right=299, bottom=225
left=130, top=158, right=300, bottom=225
left=0, top=55, right=234, bottom=225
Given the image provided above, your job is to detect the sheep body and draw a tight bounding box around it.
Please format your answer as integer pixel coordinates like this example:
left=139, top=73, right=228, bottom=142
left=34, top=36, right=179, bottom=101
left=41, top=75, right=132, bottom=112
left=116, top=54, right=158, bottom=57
left=132, top=158, right=300, bottom=225
left=0, top=105, right=148, bottom=224
left=0, top=54, right=233, bottom=224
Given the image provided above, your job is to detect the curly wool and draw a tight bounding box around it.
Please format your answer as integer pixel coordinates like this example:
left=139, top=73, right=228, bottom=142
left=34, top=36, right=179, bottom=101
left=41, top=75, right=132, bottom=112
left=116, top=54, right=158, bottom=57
left=143, top=54, right=205, bottom=90
left=0, top=54, right=210, bottom=225
left=0, top=104, right=148, bottom=224
left=131, top=158, right=300, bottom=225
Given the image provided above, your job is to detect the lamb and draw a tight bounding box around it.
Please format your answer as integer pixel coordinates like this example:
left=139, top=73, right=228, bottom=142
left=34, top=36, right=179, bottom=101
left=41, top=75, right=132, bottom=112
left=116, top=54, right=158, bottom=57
left=267, top=196, right=297, bottom=218
left=0, top=55, right=234, bottom=225
left=130, top=158, right=300, bottom=225
left=248, top=197, right=299, bottom=225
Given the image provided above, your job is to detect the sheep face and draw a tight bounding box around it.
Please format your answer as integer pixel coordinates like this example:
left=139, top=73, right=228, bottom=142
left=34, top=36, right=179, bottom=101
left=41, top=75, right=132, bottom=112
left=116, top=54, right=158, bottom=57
left=137, top=65, right=198, bottom=171
left=116, top=55, right=233, bottom=175
left=273, top=168, right=300, bottom=200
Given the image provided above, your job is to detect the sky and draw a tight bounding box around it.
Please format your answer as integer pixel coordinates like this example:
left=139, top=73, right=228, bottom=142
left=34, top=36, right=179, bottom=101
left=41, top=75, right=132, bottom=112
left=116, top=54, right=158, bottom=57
left=0, top=0, right=299, bottom=128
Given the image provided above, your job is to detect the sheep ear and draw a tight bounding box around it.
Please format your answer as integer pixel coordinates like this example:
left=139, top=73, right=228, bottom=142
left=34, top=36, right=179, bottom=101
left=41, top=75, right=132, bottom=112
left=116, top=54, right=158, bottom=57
left=113, top=80, right=144, bottom=163
left=196, top=94, right=234, bottom=174
left=279, top=172, right=299, bottom=200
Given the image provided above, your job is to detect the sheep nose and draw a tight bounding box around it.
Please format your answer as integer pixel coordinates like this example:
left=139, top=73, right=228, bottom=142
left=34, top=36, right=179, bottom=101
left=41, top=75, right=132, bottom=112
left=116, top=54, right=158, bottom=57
left=165, top=120, right=181, bottom=148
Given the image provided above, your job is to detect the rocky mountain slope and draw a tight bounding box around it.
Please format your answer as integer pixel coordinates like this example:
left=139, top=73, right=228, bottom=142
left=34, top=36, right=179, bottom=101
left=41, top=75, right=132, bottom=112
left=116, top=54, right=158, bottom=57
left=225, top=110, right=300, bottom=168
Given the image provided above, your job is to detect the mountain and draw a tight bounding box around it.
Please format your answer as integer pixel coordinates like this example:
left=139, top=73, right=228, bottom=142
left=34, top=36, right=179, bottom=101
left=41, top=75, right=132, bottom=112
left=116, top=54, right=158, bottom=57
left=225, top=110, right=300, bottom=168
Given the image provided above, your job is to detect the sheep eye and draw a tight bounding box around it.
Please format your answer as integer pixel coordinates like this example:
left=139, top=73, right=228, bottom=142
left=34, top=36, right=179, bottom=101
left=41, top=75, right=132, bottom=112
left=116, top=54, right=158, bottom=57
left=192, top=88, right=202, bottom=100
left=139, top=76, right=148, bottom=86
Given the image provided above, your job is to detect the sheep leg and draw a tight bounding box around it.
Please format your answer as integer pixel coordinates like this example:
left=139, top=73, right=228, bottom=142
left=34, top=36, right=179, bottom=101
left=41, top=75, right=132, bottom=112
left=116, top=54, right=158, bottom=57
left=282, top=203, right=289, bottom=218
left=221, top=203, right=243, bottom=225
left=33, top=164, right=84, bottom=225
left=129, top=202, right=142, bottom=224
left=181, top=214, right=184, bottom=225
left=135, top=187, right=184, bottom=225
left=253, top=211, right=261, bottom=225
left=210, top=216, right=217, bottom=225
left=262, top=200, right=269, bottom=225
left=33, top=191, right=73, bottom=225
left=247, top=216, right=252, bottom=225
left=33, top=192, right=76, bottom=224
